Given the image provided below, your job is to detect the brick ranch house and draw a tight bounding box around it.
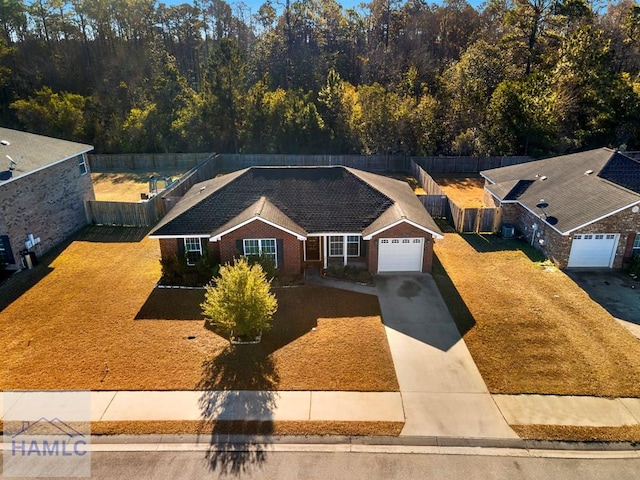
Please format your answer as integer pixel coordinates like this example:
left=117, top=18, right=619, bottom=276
left=0, top=128, right=94, bottom=270
left=482, top=148, right=640, bottom=269
left=149, top=166, right=443, bottom=275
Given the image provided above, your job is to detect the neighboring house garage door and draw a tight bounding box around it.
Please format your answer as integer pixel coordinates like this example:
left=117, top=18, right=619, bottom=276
left=567, top=234, right=619, bottom=268
left=378, top=238, right=424, bottom=272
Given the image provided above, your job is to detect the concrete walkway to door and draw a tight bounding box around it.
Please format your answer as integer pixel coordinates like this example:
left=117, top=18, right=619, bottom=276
left=375, top=274, right=518, bottom=439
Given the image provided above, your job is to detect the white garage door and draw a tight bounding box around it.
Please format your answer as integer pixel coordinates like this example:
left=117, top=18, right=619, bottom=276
left=567, top=234, right=619, bottom=268
left=378, top=238, right=424, bottom=272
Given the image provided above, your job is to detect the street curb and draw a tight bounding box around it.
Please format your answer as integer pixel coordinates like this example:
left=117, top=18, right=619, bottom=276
left=89, top=434, right=640, bottom=452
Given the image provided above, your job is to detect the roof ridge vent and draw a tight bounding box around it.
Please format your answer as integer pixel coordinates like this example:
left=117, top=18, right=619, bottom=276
left=584, top=169, right=594, bottom=175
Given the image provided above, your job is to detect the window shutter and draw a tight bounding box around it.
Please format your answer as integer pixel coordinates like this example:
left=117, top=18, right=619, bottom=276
left=0, top=235, right=15, bottom=264
left=361, top=238, right=367, bottom=257
left=276, top=239, right=284, bottom=270
left=236, top=239, right=244, bottom=256
left=200, top=238, right=208, bottom=256
left=177, top=239, right=185, bottom=257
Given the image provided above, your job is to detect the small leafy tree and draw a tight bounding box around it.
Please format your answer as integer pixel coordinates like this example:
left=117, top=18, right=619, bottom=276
left=201, top=258, right=277, bottom=341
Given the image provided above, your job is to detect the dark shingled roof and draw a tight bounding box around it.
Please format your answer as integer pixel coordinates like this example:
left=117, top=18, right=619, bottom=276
left=481, top=148, right=640, bottom=234
left=150, top=166, right=442, bottom=239
left=0, top=127, right=93, bottom=185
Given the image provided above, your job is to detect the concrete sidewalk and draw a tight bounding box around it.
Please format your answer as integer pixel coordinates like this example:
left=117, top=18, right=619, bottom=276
left=1, top=390, right=405, bottom=424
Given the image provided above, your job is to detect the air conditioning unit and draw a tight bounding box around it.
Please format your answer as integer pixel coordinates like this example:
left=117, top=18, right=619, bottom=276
left=501, top=224, right=515, bottom=239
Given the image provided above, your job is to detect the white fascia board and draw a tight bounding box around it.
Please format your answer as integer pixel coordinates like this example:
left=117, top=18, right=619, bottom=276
left=0, top=147, right=94, bottom=187
left=307, top=232, right=362, bottom=237
left=362, top=218, right=444, bottom=240
left=148, top=234, right=210, bottom=239
left=210, top=216, right=306, bottom=242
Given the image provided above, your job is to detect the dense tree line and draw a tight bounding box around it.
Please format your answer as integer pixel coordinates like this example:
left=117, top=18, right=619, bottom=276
left=1, top=0, right=639, bottom=156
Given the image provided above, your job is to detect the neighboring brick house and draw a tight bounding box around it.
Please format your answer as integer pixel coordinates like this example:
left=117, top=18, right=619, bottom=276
left=149, top=166, right=443, bottom=275
left=482, top=148, right=640, bottom=269
left=0, top=128, right=94, bottom=270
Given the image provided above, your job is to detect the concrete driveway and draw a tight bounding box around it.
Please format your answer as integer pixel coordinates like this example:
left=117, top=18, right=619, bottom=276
left=566, top=270, right=640, bottom=339
left=375, top=274, right=517, bottom=439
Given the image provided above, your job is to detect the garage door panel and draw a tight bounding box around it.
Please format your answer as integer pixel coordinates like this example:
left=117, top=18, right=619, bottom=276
left=378, top=238, right=423, bottom=272
left=568, top=234, right=618, bottom=268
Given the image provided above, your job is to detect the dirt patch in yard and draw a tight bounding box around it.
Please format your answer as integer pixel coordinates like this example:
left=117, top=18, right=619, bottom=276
left=430, top=174, right=487, bottom=208
left=434, top=233, right=640, bottom=397
left=0, top=229, right=397, bottom=392
left=91, top=170, right=183, bottom=202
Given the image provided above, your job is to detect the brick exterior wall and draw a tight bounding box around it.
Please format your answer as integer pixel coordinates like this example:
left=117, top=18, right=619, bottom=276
left=218, top=220, right=302, bottom=276
left=367, top=222, right=435, bottom=273
left=159, top=238, right=220, bottom=263
left=0, top=153, right=94, bottom=267
left=500, top=202, right=640, bottom=269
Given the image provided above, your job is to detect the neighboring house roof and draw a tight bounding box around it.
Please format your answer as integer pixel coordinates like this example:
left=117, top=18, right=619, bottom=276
left=0, top=127, right=93, bottom=185
left=481, top=148, right=640, bottom=234
left=150, top=166, right=443, bottom=240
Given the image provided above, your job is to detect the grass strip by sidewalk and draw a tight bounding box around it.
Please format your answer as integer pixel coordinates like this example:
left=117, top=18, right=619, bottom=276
left=512, top=424, right=640, bottom=443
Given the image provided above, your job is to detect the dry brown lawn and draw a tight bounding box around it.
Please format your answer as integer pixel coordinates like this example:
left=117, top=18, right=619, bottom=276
left=91, top=170, right=183, bottom=202
left=512, top=424, right=640, bottom=443
left=431, top=174, right=487, bottom=208
left=0, top=228, right=397, bottom=392
left=434, top=233, right=640, bottom=397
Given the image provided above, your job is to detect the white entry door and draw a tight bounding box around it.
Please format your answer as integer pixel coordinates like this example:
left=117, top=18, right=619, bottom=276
left=378, top=238, right=424, bottom=272
left=567, top=234, right=619, bottom=268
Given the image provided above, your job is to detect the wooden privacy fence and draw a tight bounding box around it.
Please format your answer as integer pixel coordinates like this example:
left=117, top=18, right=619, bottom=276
left=413, top=155, right=531, bottom=173
left=214, top=154, right=410, bottom=172
left=411, top=159, right=502, bottom=233
left=88, top=153, right=211, bottom=171
left=85, top=154, right=218, bottom=226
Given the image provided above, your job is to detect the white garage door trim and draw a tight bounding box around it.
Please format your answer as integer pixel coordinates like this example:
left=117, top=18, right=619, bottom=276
left=567, top=233, right=619, bottom=268
left=378, top=238, right=424, bottom=273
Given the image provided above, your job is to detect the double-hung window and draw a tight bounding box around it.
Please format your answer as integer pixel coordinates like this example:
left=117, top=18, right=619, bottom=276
left=184, top=237, right=203, bottom=266
left=633, top=234, right=640, bottom=253
left=243, top=239, right=277, bottom=267
left=77, top=155, right=88, bottom=175
left=329, top=235, right=360, bottom=257
left=329, top=236, right=343, bottom=257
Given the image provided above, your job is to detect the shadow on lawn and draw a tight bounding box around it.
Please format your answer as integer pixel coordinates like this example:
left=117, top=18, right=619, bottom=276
left=75, top=225, right=150, bottom=243
left=431, top=253, right=476, bottom=338
left=134, top=288, right=205, bottom=320
left=461, top=233, right=547, bottom=263
left=197, top=345, right=279, bottom=475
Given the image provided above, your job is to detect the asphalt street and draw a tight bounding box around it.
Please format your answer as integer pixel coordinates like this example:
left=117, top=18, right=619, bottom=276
left=46, top=450, right=640, bottom=480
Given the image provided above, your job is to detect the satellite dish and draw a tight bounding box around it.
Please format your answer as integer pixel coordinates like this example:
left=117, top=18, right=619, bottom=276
left=0, top=140, right=9, bottom=146
left=536, top=201, right=549, bottom=209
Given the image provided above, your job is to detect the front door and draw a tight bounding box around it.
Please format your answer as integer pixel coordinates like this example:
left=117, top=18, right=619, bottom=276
left=306, top=237, right=321, bottom=261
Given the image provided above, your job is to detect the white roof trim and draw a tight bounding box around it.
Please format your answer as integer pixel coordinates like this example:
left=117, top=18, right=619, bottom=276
left=148, top=234, right=211, bottom=239
left=307, top=232, right=362, bottom=237
left=210, top=216, right=306, bottom=242
left=362, top=218, right=444, bottom=240
left=0, top=148, right=93, bottom=187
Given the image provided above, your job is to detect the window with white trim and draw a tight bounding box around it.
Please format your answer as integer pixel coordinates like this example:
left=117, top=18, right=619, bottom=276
left=77, top=154, right=87, bottom=175
left=329, top=236, right=343, bottom=257
left=243, top=239, right=277, bottom=267
left=185, top=237, right=203, bottom=266
left=346, top=235, right=360, bottom=256
left=329, top=235, right=360, bottom=257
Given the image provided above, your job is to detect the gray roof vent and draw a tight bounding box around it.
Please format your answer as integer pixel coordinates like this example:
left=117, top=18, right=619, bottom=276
left=0, top=140, right=9, bottom=146
left=584, top=169, right=594, bottom=175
